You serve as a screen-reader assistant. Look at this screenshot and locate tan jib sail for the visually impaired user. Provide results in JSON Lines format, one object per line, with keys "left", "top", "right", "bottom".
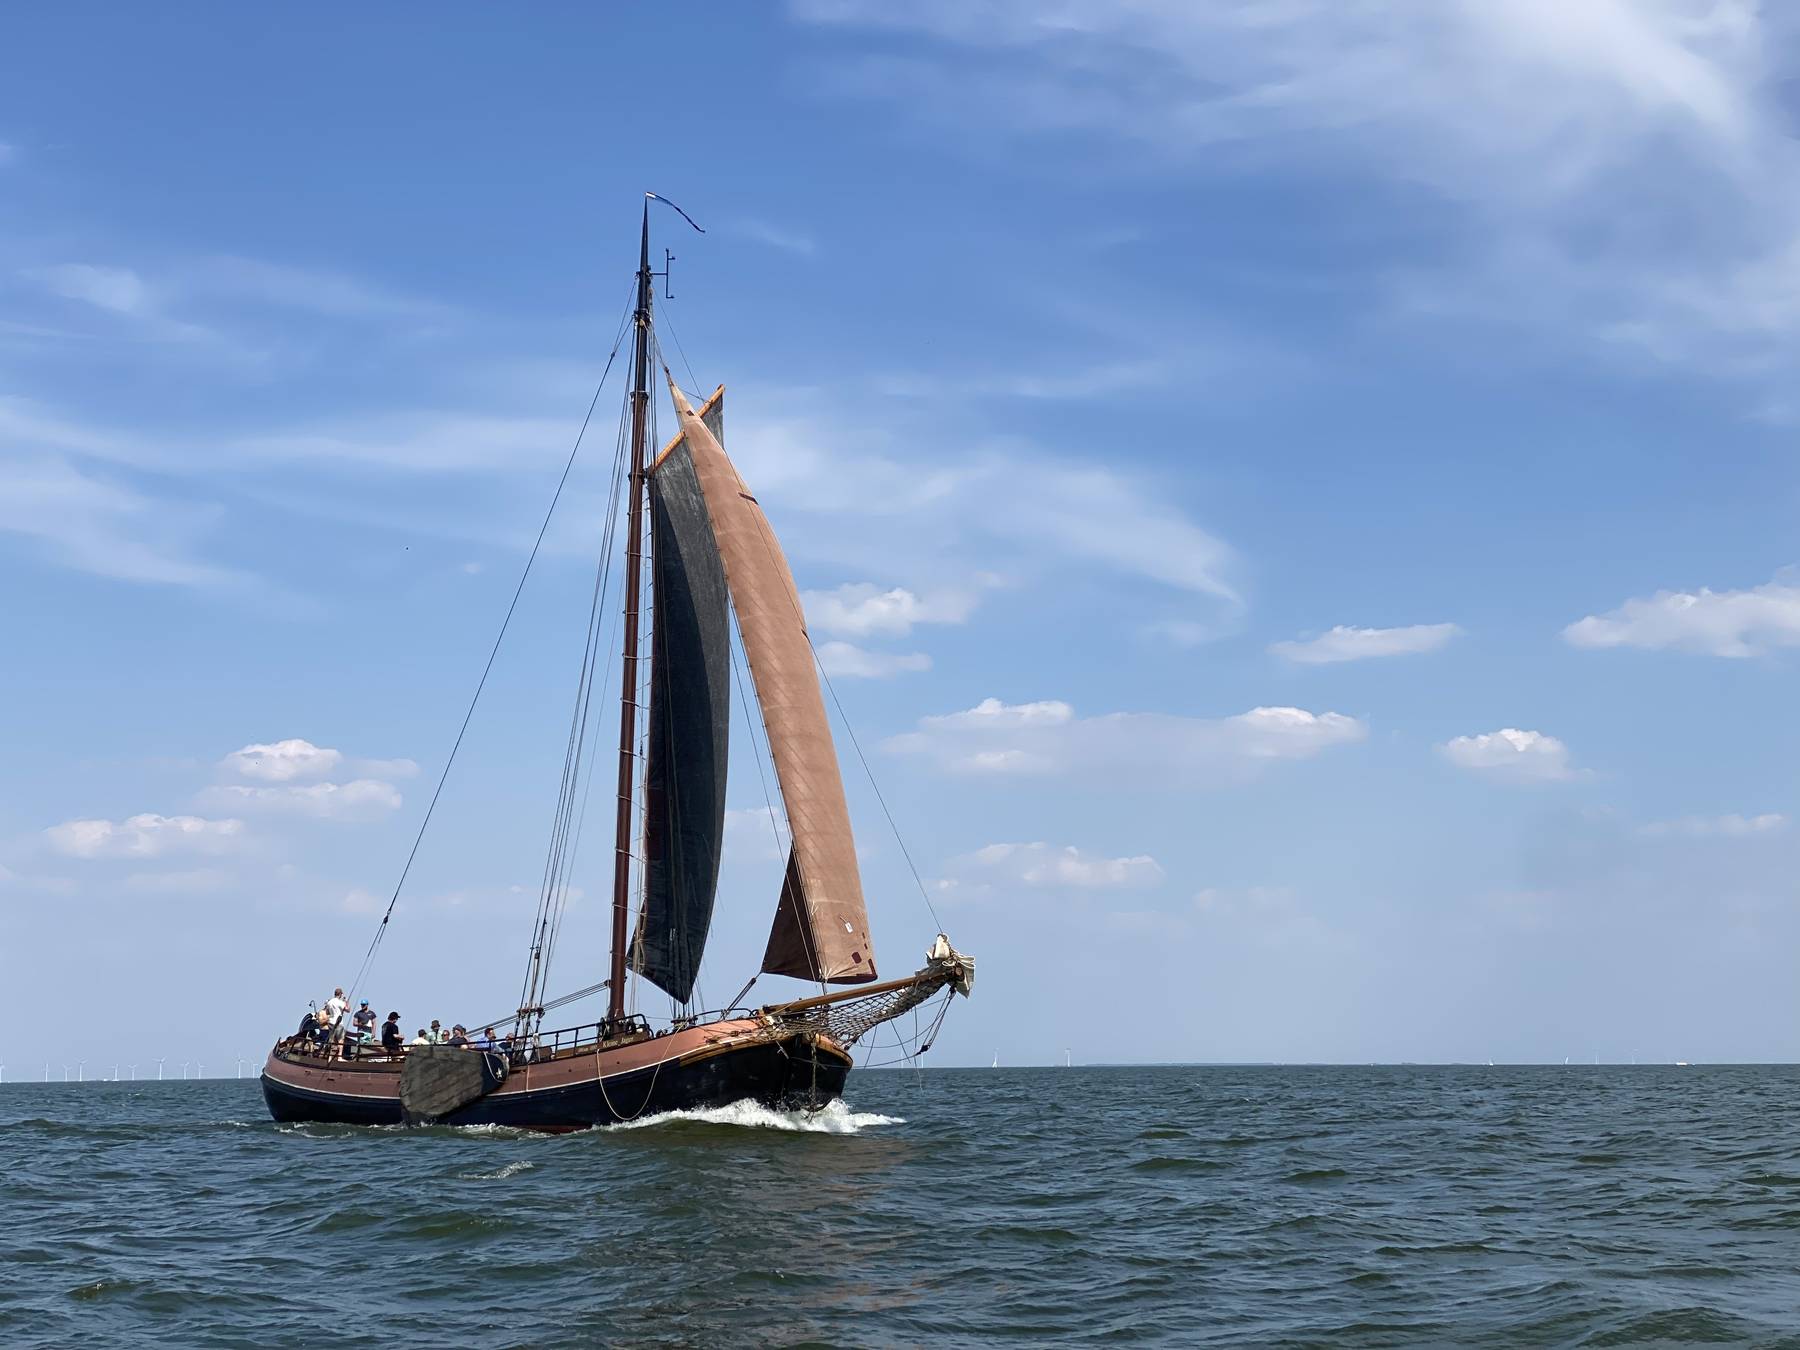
{"left": 664, "top": 378, "right": 877, "bottom": 985}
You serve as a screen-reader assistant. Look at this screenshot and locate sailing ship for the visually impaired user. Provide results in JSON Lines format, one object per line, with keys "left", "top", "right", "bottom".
{"left": 261, "top": 200, "right": 974, "bottom": 1130}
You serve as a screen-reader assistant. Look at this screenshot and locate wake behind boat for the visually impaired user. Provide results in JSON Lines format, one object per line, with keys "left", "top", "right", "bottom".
{"left": 262, "top": 199, "right": 974, "bottom": 1130}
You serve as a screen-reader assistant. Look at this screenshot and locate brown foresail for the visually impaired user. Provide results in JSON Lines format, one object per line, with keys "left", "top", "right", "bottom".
{"left": 665, "top": 378, "right": 877, "bottom": 985}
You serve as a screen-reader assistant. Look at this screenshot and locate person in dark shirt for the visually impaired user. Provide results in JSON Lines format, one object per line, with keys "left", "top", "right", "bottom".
{"left": 380, "top": 1011, "right": 404, "bottom": 1058}
{"left": 447, "top": 1025, "right": 471, "bottom": 1048}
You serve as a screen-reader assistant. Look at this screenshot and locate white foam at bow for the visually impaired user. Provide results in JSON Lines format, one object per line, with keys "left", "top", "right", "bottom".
{"left": 606, "top": 1098, "right": 903, "bottom": 1134}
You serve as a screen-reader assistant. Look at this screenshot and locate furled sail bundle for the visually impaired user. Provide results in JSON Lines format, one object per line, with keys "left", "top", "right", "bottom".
{"left": 664, "top": 379, "right": 878, "bottom": 985}
{"left": 632, "top": 391, "right": 731, "bottom": 1003}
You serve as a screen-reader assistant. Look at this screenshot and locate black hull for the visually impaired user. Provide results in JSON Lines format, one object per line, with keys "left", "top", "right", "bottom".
{"left": 261, "top": 1036, "right": 850, "bottom": 1131}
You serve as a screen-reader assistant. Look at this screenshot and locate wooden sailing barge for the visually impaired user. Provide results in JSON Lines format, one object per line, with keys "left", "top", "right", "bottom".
{"left": 262, "top": 202, "right": 973, "bottom": 1130}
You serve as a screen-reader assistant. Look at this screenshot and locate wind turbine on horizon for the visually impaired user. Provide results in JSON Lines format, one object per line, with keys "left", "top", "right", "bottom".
{"left": 236, "top": 1057, "right": 245, "bottom": 1079}
{"left": 180, "top": 1060, "right": 190, "bottom": 1080}
{"left": 156, "top": 1058, "right": 166, "bottom": 1081}
{"left": 77, "top": 1061, "right": 85, "bottom": 1084}
{"left": 196, "top": 1062, "right": 204, "bottom": 1080}
{"left": 128, "top": 1065, "right": 137, "bottom": 1082}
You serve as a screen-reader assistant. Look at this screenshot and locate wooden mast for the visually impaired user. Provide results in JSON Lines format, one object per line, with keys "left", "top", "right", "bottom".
{"left": 608, "top": 202, "right": 654, "bottom": 1027}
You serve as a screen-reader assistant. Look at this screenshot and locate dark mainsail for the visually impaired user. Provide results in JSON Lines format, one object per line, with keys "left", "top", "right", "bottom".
{"left": 632, "top": 426, "right": 731, "bottom": 1004}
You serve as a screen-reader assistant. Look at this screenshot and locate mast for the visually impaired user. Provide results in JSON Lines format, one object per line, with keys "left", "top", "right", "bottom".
{"left": 608, "top": 202, "right": 654, "bottom": 1026}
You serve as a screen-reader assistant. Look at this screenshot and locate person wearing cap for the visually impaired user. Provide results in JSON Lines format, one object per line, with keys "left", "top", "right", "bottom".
{"left": 381, "top": 1011, "right": 404, "bottom": 1058}
{"left": 447, "top": 1024, "right": 471, "bottom": 1048}
{"left": 409, "top": 1028, "right": 430, "bottom": 1047}
{"left": 426, "top": 1019, "right": 444, "bottom": 1044}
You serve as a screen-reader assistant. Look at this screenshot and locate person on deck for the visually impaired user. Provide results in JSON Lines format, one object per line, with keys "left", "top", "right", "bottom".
{"left": 381, "top": 1012, "right": 404, "bottom": 1059}
{"left": 447, "top": 1025, "right": 471, "bottom": 1048}
{"left": 325, "top": 987, "right": 349, "bottom": 1027}
{"left": 352, "top": 1000, "right": 376, "bottom": 1046}
{"left": 409, "top": 1028, "right": 430, "bottom": 1047}
{"left": 325, "top": 1006, "right": 349, "bottom": 1062}
{"left": 477, "top": 1027, "right": 498, "bottom": 1050}
{"left": 426, "top": 1019, "right": 444, "bottom": 1044}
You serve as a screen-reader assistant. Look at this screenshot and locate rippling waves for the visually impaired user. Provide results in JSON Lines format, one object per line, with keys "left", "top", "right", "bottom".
{"left": 3, "top": 1066, "right": 1799, "bottom": 1346}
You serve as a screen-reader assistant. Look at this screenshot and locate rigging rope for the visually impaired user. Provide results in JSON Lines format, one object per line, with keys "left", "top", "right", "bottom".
{"left": 348, "top": 286, "right": 637, "bottom": 1001}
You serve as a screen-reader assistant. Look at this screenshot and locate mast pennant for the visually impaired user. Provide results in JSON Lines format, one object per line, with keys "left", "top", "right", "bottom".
{"left": 663, "top": 378, "right": 878, "bottom": 985}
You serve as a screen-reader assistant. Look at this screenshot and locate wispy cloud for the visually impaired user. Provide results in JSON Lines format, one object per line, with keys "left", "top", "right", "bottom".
{"left": 0, "top": 452, "right": 241, "bottom": 587}
{"left": 180, "top": 255, "right": 450, "bottom": 320}
{"left": 198, "top": 779, "right": 404, "bottom": 822}
{"left": 815, "top": 640, "right": 931, "bottom": 678}
{"left": 1564, "top": 570, "right": 1800, "bottom": 657}
{"left": 938, "top": 840, "right": 1165, "bottom": 898}
{"left": 732, "top": 218, "right": 817, "bottom": 255}
{"left": 29, "top": 263, "right": 152, "bottom": 316}
{"left": 45, "top": 813, "right": 246, "bottom": 860}
{"left": 794, "top": 1, "right": 1800, "bottom": 385}
{"left": 1639, "top": 812, "right": 1786, "bottom": 838}
{"left": 731, "top": 401, "right": 1240, "bottom": 611}
{"left": 889, "top": 696, "right": 1365, "bottom": 779}
{"left": 1272, "top": 622, "right": 1462, "bottom": 664}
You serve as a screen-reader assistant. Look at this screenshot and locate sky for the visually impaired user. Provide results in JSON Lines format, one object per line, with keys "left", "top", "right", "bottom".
{"left": 5, "top": 1, "right": 1800, "bottom": 1075}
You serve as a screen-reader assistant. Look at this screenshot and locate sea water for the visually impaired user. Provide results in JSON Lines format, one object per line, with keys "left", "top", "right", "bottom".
{"left": 2, "top": 1065, "right": 1798, "bottom": 1346}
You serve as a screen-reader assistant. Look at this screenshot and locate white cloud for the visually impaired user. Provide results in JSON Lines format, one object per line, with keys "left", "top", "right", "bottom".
{"left": 45, "top": 813, "right": 245, "bottom": 860}
{"left": 1439, "top": 728, "right": 1575, "bottom": 783}
{"left": 199, "top": 779, "right": 403, "bottom": 822}
{"left": 221, "top": 738, "right": 343, "bottom": 782}
{"left": 1640, "top": 812, "right": 1786, "bottom": 838}
{"left": 1563, "top": 573, "right": 1800, "bottom": 657}
{"left": 803, "top": 582, "right": 979, "bottom": 638}
{"left": 1272, "top": 622, "right": 1462, "bottom": 664}
{"left": 889, "top": 696, "right": 1365, "bottom": 778}
{"left": 814, "top": 641, "right": 932, "bottom": 679}
{"left": 966, "top": 841, "right": 1165, "bottom": 890}
{"left": 28, "top": 263, "right": 153, "bottom": 316}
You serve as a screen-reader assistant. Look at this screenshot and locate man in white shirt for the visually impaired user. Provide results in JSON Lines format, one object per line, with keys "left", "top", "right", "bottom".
{"left": 324, "top": 988, "right": 350, "bottom": 1061}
